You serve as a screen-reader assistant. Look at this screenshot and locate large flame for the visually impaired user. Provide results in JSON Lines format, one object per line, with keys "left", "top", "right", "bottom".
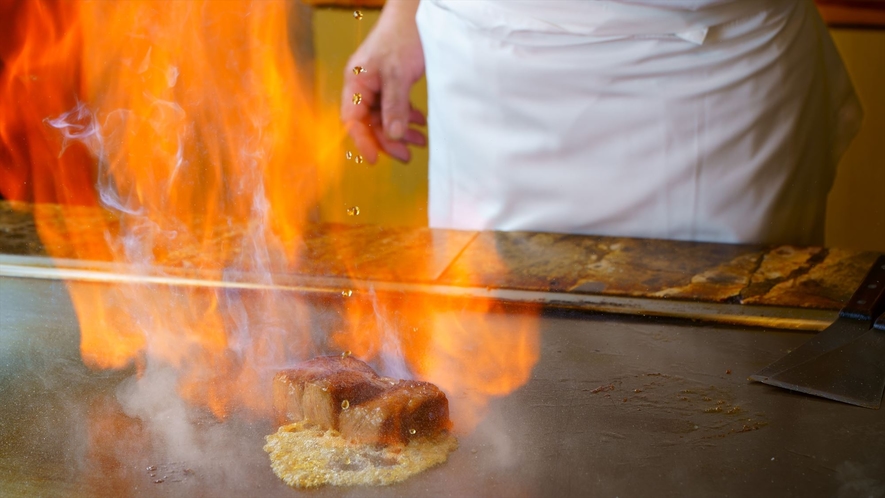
{"left": 331, "top": 294, "right": 540, "bottom": 430}
{"left": 0, "top": 0, "right": 539, "bottom": 430}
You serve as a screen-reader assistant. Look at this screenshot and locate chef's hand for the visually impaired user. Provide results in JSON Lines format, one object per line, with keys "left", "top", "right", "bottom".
{"left": 341, "top": 0, "right": 427, "bottom": 164}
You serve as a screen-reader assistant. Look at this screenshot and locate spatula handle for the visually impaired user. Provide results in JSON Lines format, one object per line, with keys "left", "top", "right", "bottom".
{"left": 840, "top": 255, "right": 885, "bottom": 324}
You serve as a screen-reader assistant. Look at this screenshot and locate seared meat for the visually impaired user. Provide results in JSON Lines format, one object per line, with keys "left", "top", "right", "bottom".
{"left": 273, "top": 356, "right": 451, "bottom": 445}
{"left": 273, "top": 356, "right": 388, "bottom": 428}
{"left": 339, "top": 380, "right": 450, "bottom": 445}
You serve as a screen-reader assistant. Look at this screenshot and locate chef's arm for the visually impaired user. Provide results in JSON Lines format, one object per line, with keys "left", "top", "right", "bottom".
{"left": 340, "top": 0, "right": 427, "bottom": 163}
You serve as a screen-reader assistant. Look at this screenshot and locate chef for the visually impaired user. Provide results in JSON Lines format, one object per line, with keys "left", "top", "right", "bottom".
{"left": 340, "top": 0, "right": 861, "bottom": 246}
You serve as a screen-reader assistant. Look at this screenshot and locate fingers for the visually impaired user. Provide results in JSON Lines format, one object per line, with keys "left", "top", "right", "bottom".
{"left": 346, "top": 121, "right": 380, "bottom": 164}
{"left": 338, "top": 2, "right": 426, "bottom": 164}
{"left": 373, "top": 127, "right": 411, "bottom": 163}
{"left": 340, "top": 61, "right": 427, "bottom": 163}
{"left": 367, "top": 111, "right": 409, "bottom": 162}
{"left": 403, "top": 127, "right": 426, "bottom": 147}
{"left": 380, "top": 66, "right": 412, "bottom": 141}
{"left": 347, "top": 107, "right": 427, "bottom": 164}
{"left": 340, "top": 70, "right": 377, "bottom": 125}
{"left": 409, "top": 105, "right": 427, "bottom": 127}
{"left": 341, "top": 58, "right": 380, "bottom": 162}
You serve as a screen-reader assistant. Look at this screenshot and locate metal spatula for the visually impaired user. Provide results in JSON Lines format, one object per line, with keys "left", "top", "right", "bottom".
{"left": 750, "top": 255, "right": 885, "bottom": 409}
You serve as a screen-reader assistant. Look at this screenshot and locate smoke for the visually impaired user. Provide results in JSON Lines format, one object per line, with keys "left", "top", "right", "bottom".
{"left": 36, "top": 0, "right": 383, "bottom": 432}
{"left": 367, "top": 287, "right": 413, "bottom": 381}
{"left": 45, "top": 100, "right": 102, "bottom": 158}
{"left": 45, "top": 103, "right": 150, "bottom": 216}
{"left": 115, "top": 364, "right": 198, "bottom": 457}
{"left": 43, "top": 93, "right": 320, "bottom": 419}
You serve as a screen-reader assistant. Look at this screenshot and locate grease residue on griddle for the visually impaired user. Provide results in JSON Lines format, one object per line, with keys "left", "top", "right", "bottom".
{"left": 580, "top": 372, "right": 768, "bottom": 442}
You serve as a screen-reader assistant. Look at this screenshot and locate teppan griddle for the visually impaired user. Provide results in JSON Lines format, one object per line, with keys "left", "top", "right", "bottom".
{"left": 2, "top": 276, "right": 884, "bottom": 497}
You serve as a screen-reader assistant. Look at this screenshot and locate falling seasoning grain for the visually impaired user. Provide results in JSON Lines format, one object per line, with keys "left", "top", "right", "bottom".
{"left": 409, "top": 428, "right": 417, "bottom": 435}
{"left": 353, "top": 10, "right": 363, "bottom": 20}
{"left": 341, "top": 350, "right": 352, "bottom": 358}
{"left": 341, "top": 289, "right": 353, "bottom": 297}
{"left": 345, "top": 151, "right": 353, "bottom": 160}
{"left": 352, "top": 66, "right": 366, "bottom": 75}
{"left": 354, "top": 155, "right": 364, "bottom": 164}
{"left": 352, "top": 93, "right": 362, "bottom": 105}
{"left": 346, "top": 206, "right": 360, "bottom": 216}
{"left": 341, "top": 399, "right": 350, "bottom": 410}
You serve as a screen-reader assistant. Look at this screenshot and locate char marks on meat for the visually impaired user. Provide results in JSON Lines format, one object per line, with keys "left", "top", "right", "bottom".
{"left": 273, "top": 356, "right": 451, "bottom": 445}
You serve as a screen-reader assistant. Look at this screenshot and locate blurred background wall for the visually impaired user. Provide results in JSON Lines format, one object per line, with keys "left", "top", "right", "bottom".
{"left": 825, "top": 30, "right": 885, "bottom": 252}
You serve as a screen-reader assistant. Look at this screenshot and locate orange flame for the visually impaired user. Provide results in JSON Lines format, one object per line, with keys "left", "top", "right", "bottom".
{"left": 0, "top": 0, "right": 540, "bottom": 428}
{"left": 0, "top": 0, "right": 95, "bottom": 205}
{"left": 331, "top": 295, "right": 540, "bottom": 432}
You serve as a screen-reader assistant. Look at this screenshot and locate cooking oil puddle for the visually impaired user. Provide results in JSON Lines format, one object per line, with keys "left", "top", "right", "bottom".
{"left": 265, "top": 420, "right": 457, "bottom": 488}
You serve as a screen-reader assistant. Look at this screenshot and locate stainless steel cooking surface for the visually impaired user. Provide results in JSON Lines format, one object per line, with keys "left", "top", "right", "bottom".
{"left": 2, "top": 276, "right": 884, "bottom": 497}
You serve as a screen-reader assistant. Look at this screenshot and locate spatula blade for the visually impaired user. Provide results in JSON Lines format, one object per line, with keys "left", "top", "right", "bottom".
{"left": 756, "top": 328, "right": 885, "bottom": 409}
{"left": 750, "top": 319, "right": 871, "bottom": 381}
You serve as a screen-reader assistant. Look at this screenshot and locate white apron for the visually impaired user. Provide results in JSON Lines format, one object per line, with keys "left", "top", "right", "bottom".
{"left": 416, "top": 0, "right": 861, "bottom": 245}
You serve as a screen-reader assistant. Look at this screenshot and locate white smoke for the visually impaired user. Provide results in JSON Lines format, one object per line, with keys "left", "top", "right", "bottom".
{"left": 45, "top": 100, "right": 102, "bottom": 158}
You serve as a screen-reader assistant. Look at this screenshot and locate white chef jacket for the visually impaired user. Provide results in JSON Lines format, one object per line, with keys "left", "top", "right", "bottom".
{"left": 416, "top": 0, "right": 861, "bottom": 245}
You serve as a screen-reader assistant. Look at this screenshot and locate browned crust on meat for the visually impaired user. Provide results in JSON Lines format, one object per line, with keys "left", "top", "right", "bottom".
{"left": 274, "top": 356, "right": 451, "bottom": 445}
{"left": 339, "top": 380, "right": 451, "bottom": 445}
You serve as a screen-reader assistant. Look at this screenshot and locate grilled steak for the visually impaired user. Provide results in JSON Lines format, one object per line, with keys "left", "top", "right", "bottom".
{"left": 273, "top": 356, "right": 451, "bottom": 445}
{"left": 339, "top": 380, "right": 450, "bottom": 445}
